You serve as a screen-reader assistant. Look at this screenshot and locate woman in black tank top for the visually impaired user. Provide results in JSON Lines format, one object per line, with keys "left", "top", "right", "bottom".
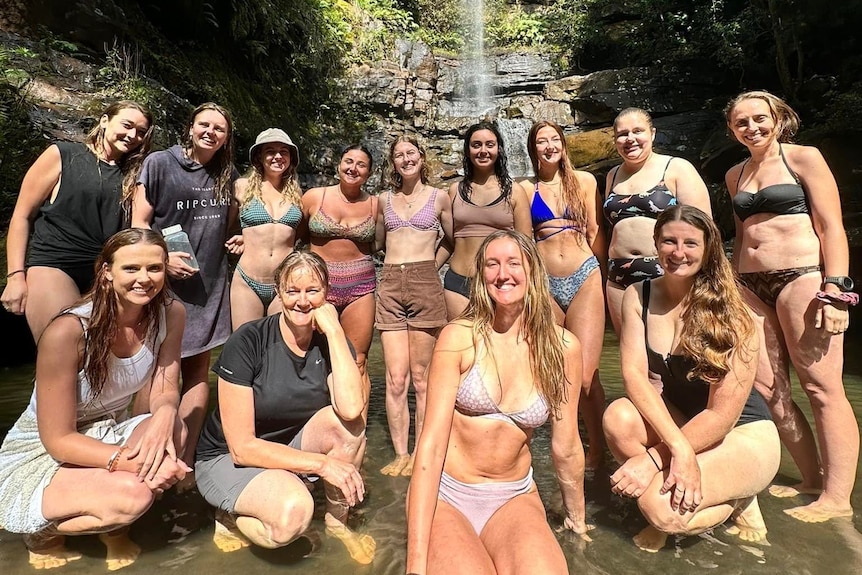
{"left": 604, "top": 205, "right": 780, "bottom": 552}
{"left": 2, "top": 101, "right": 153, "bottom": 342}
{"left": 725, "top": 90, "right": 857, "bottom": 523}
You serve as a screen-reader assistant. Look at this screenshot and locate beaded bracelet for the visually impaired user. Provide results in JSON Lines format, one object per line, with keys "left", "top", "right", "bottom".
{"left": 107, "top": 446, "right": 128, "bottom": 472}
{"left": 815, "top": 291, "right": 859, "bottom": 306}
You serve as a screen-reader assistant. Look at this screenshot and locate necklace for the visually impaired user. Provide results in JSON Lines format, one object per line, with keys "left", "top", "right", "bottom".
{"left": 337, "top": 186, "right": 361, "bottom": 204}
{"left": 401, "top": 185, "right": 427, "bottom": 209}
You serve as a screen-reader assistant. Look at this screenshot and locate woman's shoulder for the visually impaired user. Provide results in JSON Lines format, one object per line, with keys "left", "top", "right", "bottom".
{"left": 782, "top": 143, "right": 826, "bottom": 169}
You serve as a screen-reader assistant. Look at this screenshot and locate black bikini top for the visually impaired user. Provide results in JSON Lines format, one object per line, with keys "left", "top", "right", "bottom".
{"left": 732, "top": 144, "right": 810, "bottom": 222}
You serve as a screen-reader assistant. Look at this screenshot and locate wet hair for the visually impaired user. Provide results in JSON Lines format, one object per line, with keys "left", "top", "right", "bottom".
{"left": 653, "top": 205, "right": 754, "bottom": 384}
{"left": 341, "top": 144, "right": 374, "bottom": 173}
{"left": 387, "top": 135, "right": 429, "bottom": 189}
{"left": 274, "top": 249, "right": 330, "bottom": 297}
{"left": 527, "top": 121, "right": 587, "bottom": 238}
{"left": 724, "top": 90, "right": 800, "bottom": 143}
{"left": 85, "top": 101, "right": 155, "bottom": 222}
{"left": 242, "top": 141, "right": 302, "bottom": 211}
{"left": 613, "top": 107, "right": 654, "bottom": 131}
{"left": 57, "top": 229, "right": 171, "bottom": 404}
{"left": 182, "top": 102, "right": 236, "bottom": 203}
{"left": 459, "top": 121, "right": 513, "bottom": 204}
{"left": 462, "top": 230, "right": 568, "bottom": 414}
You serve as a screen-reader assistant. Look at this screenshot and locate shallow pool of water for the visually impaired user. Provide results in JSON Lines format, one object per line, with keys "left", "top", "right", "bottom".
{"left": 1, "top": 330, "right": 861, "bottom": 574}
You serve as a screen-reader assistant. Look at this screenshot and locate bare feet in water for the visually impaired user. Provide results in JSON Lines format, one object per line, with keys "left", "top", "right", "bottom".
{"left": 324, "top": 515, "right": 376, "bottom": 564}
{"left": 23, "top": 532, "right": 82, "bottom": 570}
{"left": 726, "top": 496, "right": 769, "bottom": 543}
{"left": 768, "top": 482, "right": 822, "bottom": 498}
{"left": 784, "top": 499, "right": 854, "bottom": 523}
{"left": 380, "top": 454, "right": 411, "bottom": 476}
{"left": 98, "top": 530, "right": 140, "bottom": 571}
{"left": 213, "top": 509, "right": 251, "bottom": 552}
{"left": 633, "top": 525, "right": 668, "bottom": 552}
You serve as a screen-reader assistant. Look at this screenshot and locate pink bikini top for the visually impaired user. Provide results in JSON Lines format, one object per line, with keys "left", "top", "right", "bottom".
{"left": 384, "top": 188, "right": 440, "bottom": 232}
{"left": 454, "top": 362, "right": 549, "bottom": 429}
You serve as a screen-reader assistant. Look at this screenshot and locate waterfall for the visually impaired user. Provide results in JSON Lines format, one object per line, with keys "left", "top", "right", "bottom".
{"left": 458, "top": 0, "right": 493, "bottom": 117}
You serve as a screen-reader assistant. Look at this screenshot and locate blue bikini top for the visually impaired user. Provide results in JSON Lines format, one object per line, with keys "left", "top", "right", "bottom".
{"left": 240, "top": 196, "right": 302, "bottom": 229}
{"left": 531, "top": 183, "right": 583, "bottom": 242}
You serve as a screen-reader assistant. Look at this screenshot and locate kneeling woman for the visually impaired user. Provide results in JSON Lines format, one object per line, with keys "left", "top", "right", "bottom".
{"left": 0, "top": 229, "right": 188, "bottom": 570}
{"left": 407, "top": 230, "right": 590, "bottom": 575}
{"left": 195, "top": 250, "right": 375, "bottom": 564}
{"left": 603, "top": 205, "right": 779, "bottom": 552}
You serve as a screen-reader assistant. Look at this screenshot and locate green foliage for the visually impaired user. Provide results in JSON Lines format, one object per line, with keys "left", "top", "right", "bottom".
{"left": 0, "top": 81, "right": 42, "bottom": 229}
{"left": 485, "top": 1, "right": 546, "bottom": 49}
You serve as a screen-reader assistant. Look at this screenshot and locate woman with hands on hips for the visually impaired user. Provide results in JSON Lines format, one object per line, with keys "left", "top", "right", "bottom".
{"left": 407, "top": 230, "right": 590, "bottom": 575}
{"left": 0, "top": 228, "right": 188, "bottom": 571}
{"left": 194, "top": 250, "right": 376, "bottom": 565}
{"left": 603, "top": 205, "right": 779, "bottom": 552}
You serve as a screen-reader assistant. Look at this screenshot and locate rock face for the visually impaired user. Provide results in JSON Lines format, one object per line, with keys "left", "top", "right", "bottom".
{"left": 343, "top": 41, "right": 725, "bottom": 188}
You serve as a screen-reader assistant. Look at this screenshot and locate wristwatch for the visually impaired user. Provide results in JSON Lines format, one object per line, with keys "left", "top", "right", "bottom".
{"left": 824, "top": 276, "right": 854, "bottom": 292}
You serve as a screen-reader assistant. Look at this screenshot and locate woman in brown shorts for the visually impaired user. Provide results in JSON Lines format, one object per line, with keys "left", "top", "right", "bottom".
{"left": 375, "top": 136, "right": 453, "bottom": 476}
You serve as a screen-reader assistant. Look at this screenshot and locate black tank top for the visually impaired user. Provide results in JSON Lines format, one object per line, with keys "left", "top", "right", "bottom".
{"left": 28, "top": 141, "right": 124, "bottom": 268}
{"left": 642, "top": 280, "right": 771, "bottom": 426}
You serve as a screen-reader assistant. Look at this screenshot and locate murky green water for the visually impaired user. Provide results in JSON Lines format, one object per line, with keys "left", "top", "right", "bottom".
{"left": 1, "top": 330, "right": 861, "bottom": 574}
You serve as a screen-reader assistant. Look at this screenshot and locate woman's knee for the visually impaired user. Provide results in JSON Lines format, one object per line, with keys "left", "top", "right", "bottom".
{"left": 267, "top": 490, "right": 314, "bottom": 545}
{"left": 602, "top": 399, "right": 641, "bottom": 441}
{"left": 385, "top": 367, "right": 410, "bottom": 397}
{"left": 102, "top": 475, "right": 155, "bottom": 525}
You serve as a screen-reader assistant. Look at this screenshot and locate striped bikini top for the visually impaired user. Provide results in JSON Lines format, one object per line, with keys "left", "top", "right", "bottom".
{"left": 384, "top": 188, "right": 440, "bottom": 232}
{"left": 308, "top": 188, "right": 376, "bottom": 243}
{"left": 240, "top": 197, "right": 302, "bottom": 229}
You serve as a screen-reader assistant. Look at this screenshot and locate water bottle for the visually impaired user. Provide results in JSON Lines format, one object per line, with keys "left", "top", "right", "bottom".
{"left": 161, "top": 224, "right": 199, "bottom": 270}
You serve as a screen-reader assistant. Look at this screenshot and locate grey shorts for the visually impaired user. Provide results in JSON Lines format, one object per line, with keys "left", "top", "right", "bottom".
{"left": 195, "top": 429, "right": 309, "bottom": 513}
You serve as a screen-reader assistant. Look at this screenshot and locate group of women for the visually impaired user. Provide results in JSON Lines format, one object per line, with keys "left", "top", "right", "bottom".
{"left": 0, "top": 89, "right": 856, "bottom": 574}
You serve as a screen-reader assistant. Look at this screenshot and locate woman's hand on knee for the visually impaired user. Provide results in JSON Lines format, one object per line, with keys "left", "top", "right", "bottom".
{"left": 661, "top": 449, "right": 702, "bottom": 514}
{"left": 144, "top": 457, "right": 192, "bottom": 492}
{"left": 319, "top": 456, "right": 365, "bottom": 506}
{"left": 610, "top": 453, "right": 660, "bottom": 499}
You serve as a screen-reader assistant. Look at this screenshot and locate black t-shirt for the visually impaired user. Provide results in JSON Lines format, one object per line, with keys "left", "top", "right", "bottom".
{"left": 196, "top": 314, "right": 354, "bottom": 462}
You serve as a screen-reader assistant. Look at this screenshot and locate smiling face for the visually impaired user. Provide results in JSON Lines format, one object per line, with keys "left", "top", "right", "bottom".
{"left": 104, "top": 243, "right": 167, "bottom": 307}
{"left": 656, "top": 220, "right": 705, "bottom": 278}
{"left": 189, "top": 109, "right": 229, "bottom": 156}
{"left": 100, "top": 108, "right": 150, "bottom": 162}
{"left": 392, "top": 141, "right": 423, "bottom": 180}
{"left": 279, "top": 266, "right": 327, "bottom": 328}
{"left": 727, "top": 98, "right": 777, "bottom": 150}
{"left": 613, "top": 112, "right": 655, "bottom": 164}
{"left": 259, "top": 142, "right": 294, "bottom": 177}
{"left": 339, "top": 148, "right": 372, "bottom": 187}
{"left": 482, "top": 237, "right": 529, "bottom": 306}
{"left": 468, "top": 129, "right": 499, "bottom": 170}
{"left": 533, "top": 125, "right": 564, "bottom": 168}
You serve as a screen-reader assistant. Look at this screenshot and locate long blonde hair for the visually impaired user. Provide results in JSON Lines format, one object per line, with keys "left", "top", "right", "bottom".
{"left": 241, "top": 146, "right": 302, "bottom": 211}
{"left": 654, "top": 205, "right": 754, "bottom": 384}
{"left": 527, "top": 120, "right": 587, "bottom": 238}
{"left": 462, "top": 230, "right": 568, "bottom": 414}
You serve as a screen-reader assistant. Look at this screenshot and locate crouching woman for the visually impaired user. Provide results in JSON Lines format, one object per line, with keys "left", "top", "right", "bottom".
{"left": 194, "top": 250, "right": 375, "bottom": 564}
{"left": 603, "top": 205, "right": 780, "bottom": 552}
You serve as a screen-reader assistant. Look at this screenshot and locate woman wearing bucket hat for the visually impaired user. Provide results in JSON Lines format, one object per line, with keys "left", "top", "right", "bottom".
{"left": 231, "top": 128, "right": 303, "bottom": 329}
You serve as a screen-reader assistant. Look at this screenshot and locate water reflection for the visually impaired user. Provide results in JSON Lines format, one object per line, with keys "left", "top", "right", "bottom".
{"left": 1, "top": 330, "right": 860, "bottom": 574}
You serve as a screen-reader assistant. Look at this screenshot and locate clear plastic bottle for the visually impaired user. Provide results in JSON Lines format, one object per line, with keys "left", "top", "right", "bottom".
{"left": 161, "top": 224, "right": 199, "bottom": 270}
